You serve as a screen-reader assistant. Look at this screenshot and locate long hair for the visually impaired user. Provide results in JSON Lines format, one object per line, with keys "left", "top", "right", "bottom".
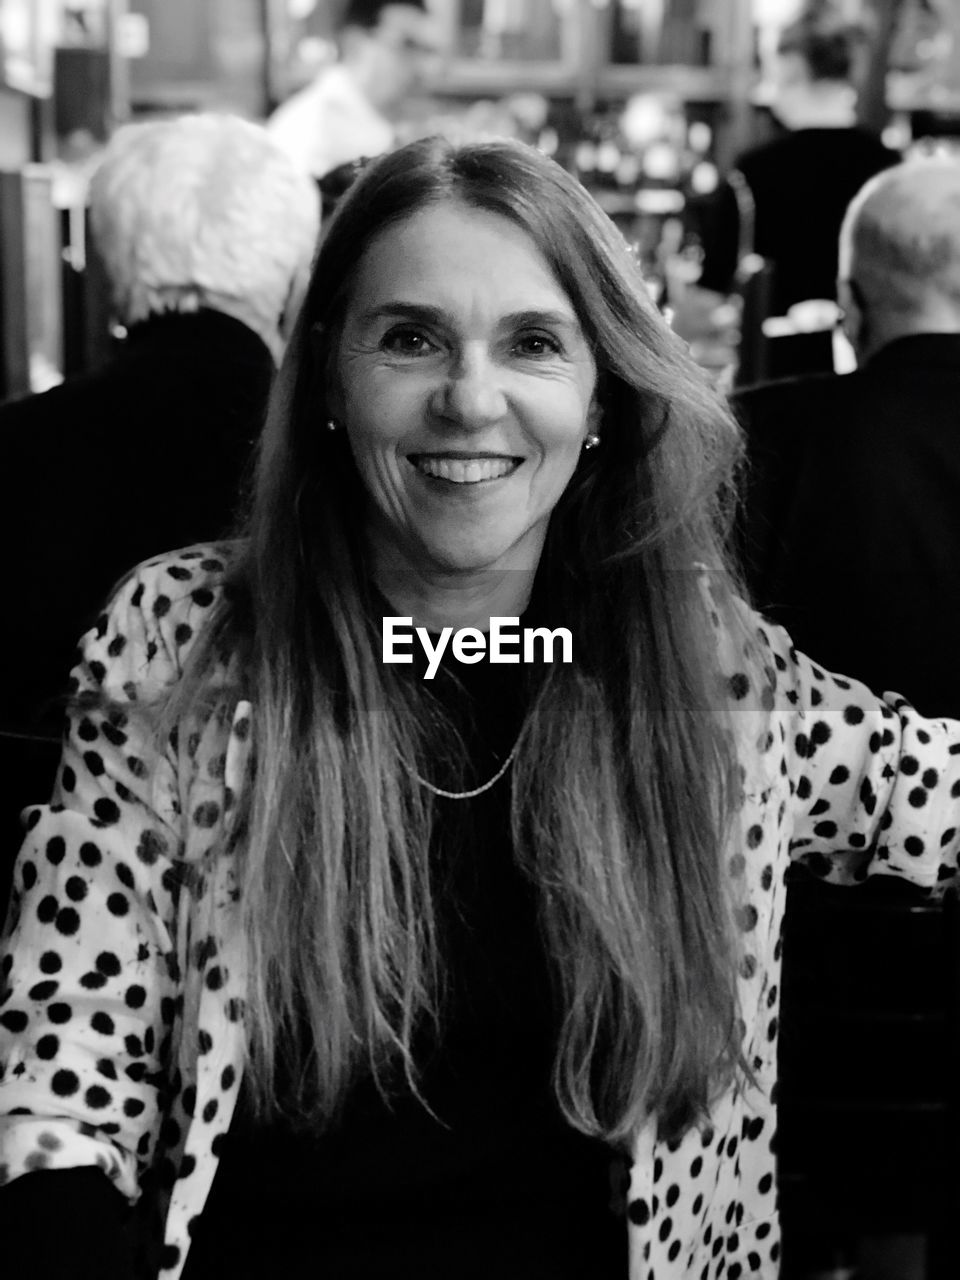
{"left": 170, "top": 135, "right": 758, "bottom": 1145}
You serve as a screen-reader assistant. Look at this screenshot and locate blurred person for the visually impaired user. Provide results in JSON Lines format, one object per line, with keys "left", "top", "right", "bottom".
{"left": 0, "top": 113, "right": 320, "bottom": 755}
{"left": 4, "top": 135, "right": 960, "bottom": 1280}
{"left": 733, "top": 154, "right": 960, "bottom": 715}
{"left": 683, "top": 13, "right": 898, "bottom": 378}
{"left": 267, "top": 0, "right": 443, "bottom": 182}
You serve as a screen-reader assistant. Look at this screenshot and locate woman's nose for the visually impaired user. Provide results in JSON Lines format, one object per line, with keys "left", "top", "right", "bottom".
{"left": 432, "top": 347, "right": 508, "bottom": 428}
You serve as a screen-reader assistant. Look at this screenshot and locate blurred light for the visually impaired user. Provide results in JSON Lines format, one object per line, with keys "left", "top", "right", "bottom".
{"left": 688, "top": 121, "right": 712, "bottom": 153}
{"left": 881, "top": 116, "right": 911, "bottom": 151}
{"left": 642, "top": 140, "right": 680, "bottom": 182}
{"left": 690, "top": 160, "right": 719, "bottom": 194}
{"left": 621, "top": 94, "right": 671, "bottom": 151}
{"left": 635, "top": 189, "right": 684, "bottom": 215}
{"left": 616, "top": 153, "right": 641, "bottom": 187}
{"left": 537, "top": 127, "right": 559, "bottom": 157}
{"left": 596, "top": 139, "right": 621, "bottom": 173}
{"left": 575, "top": 141, "right": 597, "bottom": 172}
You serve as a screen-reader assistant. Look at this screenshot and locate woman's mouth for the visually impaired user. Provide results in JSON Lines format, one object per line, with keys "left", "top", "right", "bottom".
{"left": 407, "top": 454, "right": 521, "bottom": 484}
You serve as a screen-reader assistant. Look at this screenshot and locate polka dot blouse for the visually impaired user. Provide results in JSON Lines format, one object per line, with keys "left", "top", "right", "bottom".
{"left": 2, "top": 546, "right": 959, "bottom": 1279}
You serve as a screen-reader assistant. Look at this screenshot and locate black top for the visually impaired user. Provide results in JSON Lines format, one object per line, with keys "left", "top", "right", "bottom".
{"left": 733, "top": 333, "right": 960, "bottom": 718}
{"left": 181, "top": 633, "right": 628, "bottom": 1278}
{"left": 695, "top": 126, "right": 899, "bottom": 313}
{"left": 0, "top": 308, "right": 273, "bottom": 739}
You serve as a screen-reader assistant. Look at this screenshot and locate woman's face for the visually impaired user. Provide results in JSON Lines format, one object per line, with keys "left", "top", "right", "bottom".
{"left": 334, "top": 199, "right": 599, "bottom": 583}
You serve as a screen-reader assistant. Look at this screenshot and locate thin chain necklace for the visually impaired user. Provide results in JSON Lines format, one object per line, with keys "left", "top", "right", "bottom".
{"left": 412, "top": 732, "right": 521, "bottom": 801}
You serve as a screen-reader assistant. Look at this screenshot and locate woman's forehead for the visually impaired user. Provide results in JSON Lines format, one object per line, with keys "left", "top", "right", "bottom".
{"left": 344, "top": 199, "right": 579, "bottom": 317}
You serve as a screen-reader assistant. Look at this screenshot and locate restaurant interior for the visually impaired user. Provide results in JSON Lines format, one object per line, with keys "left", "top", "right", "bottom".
{"left": 1, "top": 3, "right": 960, "bottom": 1278}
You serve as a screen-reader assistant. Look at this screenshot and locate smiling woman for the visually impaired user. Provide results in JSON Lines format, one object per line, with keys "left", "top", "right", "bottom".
{"left": 5, "top": 134, "right": 960, "bottom": 1280}
{"left": 333, "top": 198, "right": 599, "bottom": 619}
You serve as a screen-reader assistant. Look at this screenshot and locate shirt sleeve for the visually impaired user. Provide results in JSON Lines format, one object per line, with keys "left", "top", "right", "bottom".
{"left": 757, "top": 616, "right": 960, "bottom": 889}
{"left": 0, "top": 551, "right": 225, "bottom": 1205}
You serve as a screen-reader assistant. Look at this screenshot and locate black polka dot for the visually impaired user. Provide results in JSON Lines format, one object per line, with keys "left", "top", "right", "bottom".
{"left": 96, "top": 951, "right": 122, "bottom": 977}
{"left": 136, "top": 830, "right": 167, "bottom": 865}
{"left": 735, "top": 905, "right": 758, "bottom": 932}
{"left": 193, "top": 801, "right": 220, "bottom": 829}
{"left": 107, "top": 893, "right": 130, "bottom": 917}
{"left": 628, "top": 1198, "right": 650, "bottom": 1226}
{"left": 83, "top": 751, "right": 106, "bottom": 777}
{"left": 36, "top": 1034, "right": 59, "bottom": 1059}
{"left": 55, "top": 907, "right": 80, "bottom": 936}
{"left": 51, "top": 1068, "right": 80, "bottom": 1096}
{"left": 39, "top": 952, "right": 62, "bottom": 975}
{"left": 80, "top": 842, "right": 103, "bottom": 867}
{"left": 102, "top": 721, "right": 128, "bottom": 748}
{"left": 45, "top": 837, "right": 66, "bottom": 865}
{"left": 94, "top": 798, "right": 121, "bottom": 825}
{"left": 65, "top": 876, "right": 87, "bottom": 903}
{"left": 28, "top": 980, "right": 58, "bottom": 1001}
{"left": 77, "top": 717, "right": 99, "bottom": 742}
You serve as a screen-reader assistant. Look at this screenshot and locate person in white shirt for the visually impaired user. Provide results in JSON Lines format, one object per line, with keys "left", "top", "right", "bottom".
{"left": 267, "top": 0, "right": 443, "bottom": 180}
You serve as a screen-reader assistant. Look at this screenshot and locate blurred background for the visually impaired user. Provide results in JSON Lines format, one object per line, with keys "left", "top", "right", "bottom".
{"left": 1, "top": 0, "right": 959, "bottom": 402}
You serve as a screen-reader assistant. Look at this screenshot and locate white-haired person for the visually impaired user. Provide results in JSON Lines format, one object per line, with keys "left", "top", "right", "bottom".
{"left": 734, "top": 154, "right": 960, "bottom": 718}
{"left": 2, "top": 134, "right": 960, "bottom": 1280}
{"left": 0, "top": 113, "right": 320, "bottom": 842}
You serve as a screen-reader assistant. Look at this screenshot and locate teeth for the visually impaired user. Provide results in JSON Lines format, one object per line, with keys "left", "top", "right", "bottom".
{"left": 413, "top": 456, "right": 515, "bottom": 483}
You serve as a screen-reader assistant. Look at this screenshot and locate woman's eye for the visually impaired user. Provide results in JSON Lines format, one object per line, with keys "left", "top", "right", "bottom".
{"left": 514, "top": 332, "right": 561, "bottom": 358}
{"left": 381, "top": 327, "right": 435, "bottom": 356}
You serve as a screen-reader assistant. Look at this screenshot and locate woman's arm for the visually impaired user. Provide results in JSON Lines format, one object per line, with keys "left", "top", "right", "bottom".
{"left": 758, "top": 616, "right": 960, "bottom": 888}
{"left": 0, "top": 548, "right": 229, "bottom": 1258}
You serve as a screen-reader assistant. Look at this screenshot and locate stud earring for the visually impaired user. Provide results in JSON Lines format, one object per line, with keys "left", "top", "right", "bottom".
{"left": 583, "top": 433, "right": 601, "bottom": 451}
{"left": 325, "top": 418, "right": 340, "bottom": 432}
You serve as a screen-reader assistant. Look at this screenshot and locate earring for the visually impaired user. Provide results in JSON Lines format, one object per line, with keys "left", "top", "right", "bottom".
{"left": 325, "top": 418, "right": 340, "bottom": 432}
{"left": 583, "top": 433, "right": 601, "bottom": 451}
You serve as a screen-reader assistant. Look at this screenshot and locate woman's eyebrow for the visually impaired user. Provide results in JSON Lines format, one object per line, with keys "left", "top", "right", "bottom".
{"left": 505, "top": 308, "right": 581, "bottom": 333}
{"left": 357, "top": 303, "right": 581, "bottom": 331}
{"left": 357, "top": 302, "right": 446, "bottom": 328}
